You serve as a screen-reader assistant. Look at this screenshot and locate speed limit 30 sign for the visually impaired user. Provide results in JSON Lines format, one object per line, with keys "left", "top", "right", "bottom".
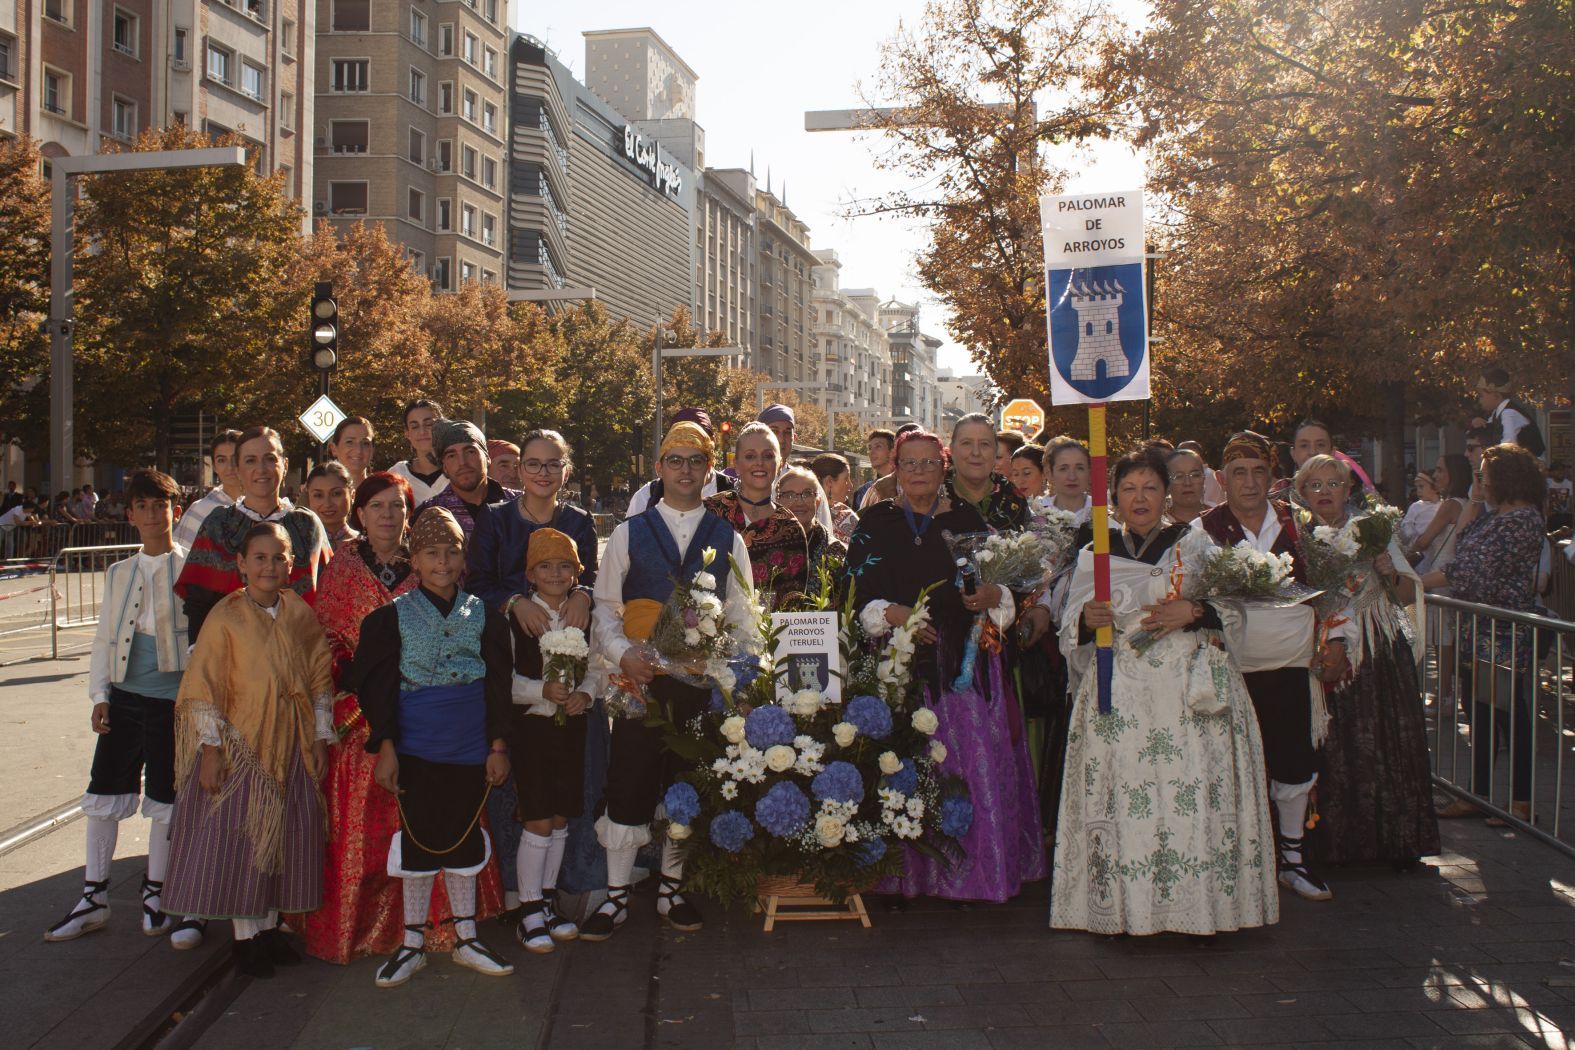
{"left": 299, "top": 394, "right": 347, "bottom": 443}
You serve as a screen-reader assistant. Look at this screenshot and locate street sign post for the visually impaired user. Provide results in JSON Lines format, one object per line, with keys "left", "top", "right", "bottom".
{"left": 298, "top": 394, "right": 347, "bottom": 444}
{"left": 1040, "top": 188, "right": 1149, "bottom": 714}
{"left": 1001, "top": 398, "right": 1045, "bottom": 441}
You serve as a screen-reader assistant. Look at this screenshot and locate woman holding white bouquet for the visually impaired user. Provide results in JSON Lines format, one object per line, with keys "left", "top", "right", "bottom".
{"left": 1294, "top": 455, "right": 1438, "bottom": 868}
{"left": 1054, "top": 446, "right": 1279, "bottom": 937}
{"left": 844, "top": 429, "right": 1046, "bottom": 903}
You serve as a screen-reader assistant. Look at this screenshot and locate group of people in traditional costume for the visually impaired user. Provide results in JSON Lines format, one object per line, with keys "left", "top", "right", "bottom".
{"left": 46, "top": 389, "right": 1494, "bottom": 975}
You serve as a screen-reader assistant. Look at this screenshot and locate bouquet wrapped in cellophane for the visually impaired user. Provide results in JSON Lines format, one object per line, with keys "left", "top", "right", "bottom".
{"left": 539, "top": 626, "right": 589, "bottom": 726}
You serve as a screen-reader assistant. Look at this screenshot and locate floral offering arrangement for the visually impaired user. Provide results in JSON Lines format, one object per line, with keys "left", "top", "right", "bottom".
{"left": 658, "top": 587, "right": 972, "bottom": 906}
{"left": 605, "top": 547, "right": 762, "bottom": 719}
{"left": 1302, "top": 495, "right": 1405, "bottom": 616}
{"left": 539, "top": 625, "right": 589, "bottom": 726}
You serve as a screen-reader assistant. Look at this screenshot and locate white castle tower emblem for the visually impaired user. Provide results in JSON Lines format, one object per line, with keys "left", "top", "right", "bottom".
{"left": 1067, "top": 277, "right": 1129, "bottom": 382}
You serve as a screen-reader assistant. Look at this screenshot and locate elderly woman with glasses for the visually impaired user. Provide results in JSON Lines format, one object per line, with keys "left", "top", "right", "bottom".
{"left": 844, "top": 429, "right": 1046, "bottom": 904}
{"left": 1294, "top": 454, "right": 1438, "bottom": 868}
{"left": 1165, "top": 448, "right": 1210, "bottom": 524}
{"left": 776, "top": 465, "right": 841, "bottom": 574}
{"left": 703, "top": 422, "right": 816, "bottom": 610}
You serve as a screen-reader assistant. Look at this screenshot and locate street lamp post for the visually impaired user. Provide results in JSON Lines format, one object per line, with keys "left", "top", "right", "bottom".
{"left": 651, "top": 329, "right": 743, "bottom": 467}
{"left": 49, "top": 146, "right": 248, "bottom": 496}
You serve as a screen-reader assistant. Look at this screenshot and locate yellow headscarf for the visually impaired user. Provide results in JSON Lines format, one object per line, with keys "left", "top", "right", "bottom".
{"left": 659, "top": 421, "right": 714, "bottom": 464}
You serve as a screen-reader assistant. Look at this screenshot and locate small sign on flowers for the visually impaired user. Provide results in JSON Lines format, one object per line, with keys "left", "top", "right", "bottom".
{"left": 771, "top": 611, "right": 841, "bottom": 705}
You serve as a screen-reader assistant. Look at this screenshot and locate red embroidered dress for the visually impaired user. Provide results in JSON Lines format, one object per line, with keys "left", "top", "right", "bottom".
{"left": 702, "top": 490, "right": 820, "bottom": 609}
{"left": 300, "top": 541, "right": 502, "bottom": 963}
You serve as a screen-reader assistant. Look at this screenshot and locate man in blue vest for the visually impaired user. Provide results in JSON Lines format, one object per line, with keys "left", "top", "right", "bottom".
{"left": 583, "top": 422, "right": 756, "bottom": 941}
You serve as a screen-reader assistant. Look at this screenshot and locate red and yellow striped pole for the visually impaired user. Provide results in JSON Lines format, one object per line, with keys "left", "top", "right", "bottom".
{"left": 1088, "top": 403, "right": 1114, "bottom": 713}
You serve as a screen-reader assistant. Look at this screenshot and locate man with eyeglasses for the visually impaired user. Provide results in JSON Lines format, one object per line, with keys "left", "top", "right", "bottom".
{"left": 390, "top": 399, "right": 450, "bottom": 506}
{"left": 413, "top": 419, "right": 520, "bottom": 538}
{"left": 626, "top": 408, "right": 735, "bottom": 516}
{"left": 584, "top": 422, "right": 756, "bottom": 942}
{"left": 1199, "top": 432, "right": 1336, "bottom": 904}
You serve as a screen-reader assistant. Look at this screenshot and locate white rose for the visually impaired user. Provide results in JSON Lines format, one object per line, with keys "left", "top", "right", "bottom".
{"left": 699, "top": 618, "right": 718, "bottom": 637}
{"left": 976, "top": 549, "right": 994, "bottom": 563}
{"left": 832, "top": 722, "right": 857, "bottom": 748}
{"left": 814, "top": 813, "right": 846, "bottom": 848}
{"left": 693, "top": 571, "right": 717, "bottom": 591}
{"left": 720, "top": 781, "right": 738, "bottom": 800}
{"left": 721, "top": 716, "right": 746, "bottom": 744}
{"left": 786, "top": 689, "right": 824, "bottom": 716}
{"left": 667, "top": 822, "right": 691, "bottom": 841}
{"left": 911, "top": 708, "right": 939, "bottom": 735}
{"left": 878, "top": 751, "right": 901, "bottom": 775}
{"left": 765, "top": 745, "right": 797, "bottom": 772}
{"left": 929, "top": 740, "right": 948, "bottom": 764}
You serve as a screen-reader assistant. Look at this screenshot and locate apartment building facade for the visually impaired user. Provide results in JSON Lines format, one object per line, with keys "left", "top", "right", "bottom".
{"left": 693, "top": 166, "right": 753, "bottom": 354}
{"left": 810, "top": 249, "right": 893, "bottom": 422}
{"left": 1, "top": 0, "right": 312, "bottom": 211}
{"left": 313, "top": 0, "right": 507, "bottom": 288}
{"left": 754, "top": 185, "right": 814, "bottom": 383}
{"left": 881, "top": 298, "right": 943, "bottom": 429}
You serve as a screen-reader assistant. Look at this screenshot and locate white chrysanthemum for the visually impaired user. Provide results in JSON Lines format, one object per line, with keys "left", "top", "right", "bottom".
{"left": 906, "top": 797, "right": 925, "bottom": 819}
{"left": 911, "top": 708, "right": 939, "bottom": 735}
{"left": 693, "top": 571, "right": 716, "bottom": 591}
{"left": 720, "top": 781, "right": 738, "bottom": 800}
{"left": 879, "top": 787, "right": 905, "bottom": 809}
{"left": 683, "top": 628, "right": 702, "bottom": 646}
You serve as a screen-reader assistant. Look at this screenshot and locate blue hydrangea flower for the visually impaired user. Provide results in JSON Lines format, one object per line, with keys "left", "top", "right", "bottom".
{"left": 709, "top": 810, "right": 754, "bottom": 853}
{"left": 940, "top": 795, "right": 974, "bottom": 839}
{"left": 753, "top": 781, "right": 811, "bottom": 838}
{"left": 729, "top": 652, "right": 764, "bottom": 693}
{"left": 708, "top": 688, "right": 726, "bottom": 714}
{"left": 884, "top": 757, "right": 918, "bottom": 797}
{"left": 853, "top": 838, "right": 887, "bottom": 865}
{"left": 745, "top": 705, "right": 796, "bottom": 749}
{"left": 811, "top": 761, "right": 864, "bottom": 804}
{"left": 845, "top": 695, "right": 893, "bottom": 739}
{"left": 663, "top": 782, "right": 701, "bottom": 827}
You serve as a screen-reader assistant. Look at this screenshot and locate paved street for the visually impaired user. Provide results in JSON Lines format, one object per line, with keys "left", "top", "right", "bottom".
{"left": 3, "top": 653, "right": 1573, "bottom": 1049}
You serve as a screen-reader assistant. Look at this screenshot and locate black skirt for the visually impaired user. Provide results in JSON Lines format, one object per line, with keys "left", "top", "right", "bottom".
{"left": 396, "top": 754, "right": 490, "bottom": 873}
{"left": 511, "top": 710, "right": 588, "bottom": 822}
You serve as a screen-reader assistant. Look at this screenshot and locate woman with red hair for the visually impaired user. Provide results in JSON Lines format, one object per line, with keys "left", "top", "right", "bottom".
{"left": 302, "top": 472, "right": 502, "bottom": 962}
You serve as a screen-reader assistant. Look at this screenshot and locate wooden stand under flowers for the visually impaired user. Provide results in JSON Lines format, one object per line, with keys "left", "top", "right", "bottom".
{"left": 754, "top": 875, "right": 871, "bottom": 932}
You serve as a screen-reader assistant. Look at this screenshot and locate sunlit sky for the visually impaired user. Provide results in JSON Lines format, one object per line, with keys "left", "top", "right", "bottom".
{"left": 517, "top": 1, "right": 1147, "bottom": 379}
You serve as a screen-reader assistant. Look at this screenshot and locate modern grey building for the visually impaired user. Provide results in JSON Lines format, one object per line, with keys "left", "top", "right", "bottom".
{"left": 508, "top": 32, "right": 695, "bottom": 324}
{"left": 882, "top": 299, "right": 943, "bottom": 430}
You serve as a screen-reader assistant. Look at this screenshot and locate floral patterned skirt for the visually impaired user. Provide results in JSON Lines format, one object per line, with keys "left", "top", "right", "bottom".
{"left": 1051, "top": 633, "right": 1279, "bottom": 936}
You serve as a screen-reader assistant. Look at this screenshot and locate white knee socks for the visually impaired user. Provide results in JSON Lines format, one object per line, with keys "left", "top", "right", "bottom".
{"left": 444, "top": 871, "right": 478, "bottom": 941}
{"left": 1271, "top": 778, "right": 1313, "bottom": 864}
{"left": 403, "top": 874, "right": 435, "bottom": 947}
{"left": 544, "top": 827, "right": 568, "bottom": 894}
{"left": 518, "top": 832, "right": 551, "bottom": 903}
{"left": 146, "top": 819, "right": 171, "bottom": 884}
{"left": 85, "top": 817, "right": 118, "bottom": 885}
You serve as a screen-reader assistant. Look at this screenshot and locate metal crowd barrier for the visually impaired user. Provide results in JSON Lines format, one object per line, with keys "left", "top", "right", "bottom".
{"left": 2, "top": 521, "right": 138, "bottom": 565}
{"left": 1423, "top": 593, "right": 1573, "bottom": 857}
{"left": 1546, "top": 539, "right": 1575, "bottom": 621}
{"left": 48, "top": 544, "right": 141, "bottom": 658}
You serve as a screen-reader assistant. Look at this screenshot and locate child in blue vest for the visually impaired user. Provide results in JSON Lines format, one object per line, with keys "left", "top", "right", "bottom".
{"left": 46, "top": 470, "right": 189, "bottom": 943}
{"left": 355, "top": 507, "right": 515, "bottom": 988}
{"left": 583, "top": 422, "right": 756, "bottom": 941}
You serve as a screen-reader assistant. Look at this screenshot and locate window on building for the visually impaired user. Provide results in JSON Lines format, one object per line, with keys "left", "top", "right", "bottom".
{"left": 483, "top": 47, "right": 497, "bottom": 79}
{"left": 437, "top": 23, "right": 454, "bottom": 56}
{"left": 330, "top": 58, "right": 369, "bottom": 92}
{"left": 278, "top": 164, "right": 292, "bottom": 194}
{"left": 111, "top": 96, "right": 136, "bottom": 140}
{"left": 43, "top": 0, "right": 67, "bottom": 25}
{"left": 246, "top": 0, "right": 267, "bottom": 22}
{"left": 460, "top": 203, "right": 476, "bottom": 237}
{"left": 438, "top": 81, "right": 453, "bottom": 113}
{"left": 434, "top": 257, "right": 452, "bottom": 291}
{"left": 171, "top": 109, "right": 187, "bottom": 125}
{"left": 328, "top": 182, "right": 368, "bottom": 215}
{"left": 330, "top": 0, "right": 370, "bottom": 32}
{"left": 410, "top": 8, "right": 427, "bottom": 48}
{"left": 481, "top": 268, "right": 496, "bottom": 285}
{"left": 241, "top": 62, "right": 266, "bottom": 100}
{"left": 436, "top": 139, "right": 452, "bottom": 172}
{"left": 408, "top": 126, "right": 425, "bottom": 164}
{"left": 207, "top": 44, "right": 233, "bottom": 85}
{"left": 461, "top": 145, "right": 477, "bottom": 179}
{"left": 112, "top": 9, "right": 138, "bottom": 56}
{"left": 461, "top": 88, "right": 476, "bottom": 122}
{"left": 483, "top": 0, "right": 497, "bottom": 23}
{"left": 481, "top": 101, "right": 496, "bottom": 133}
{"left": 330, "top": 120, "right": 370, "bottom": 153}
{"left": 460, "top": 260, "right": 477, "bottom": 284}
{"left": 172, "top": 27, "right": 187, "bottom": 66}
{"left": 0, "top": 33, "right": 16, "bottom": 81}
{"left": 462, "top": 32, "right": 477, "bottom": 65}
{"left": 481, "top": 213, "right": 496, "bottom": 247}
{"left": 280, "top": 92, "right": 294, "bottom": 130}
{"left": 437, "top": 198, "right": 452, "bottom": 231}
{"left": 42, "top": 68, "right": 69, "bottom": 114}
{"left": 408, "top": 248, "right": 425, "bottom": 272}
{"left": 408, "top": 67, "right": 425, "bottom": 105}
{"left": 280, "top": 19, "right": 295, "bottom": 56}
{"left": 481, "top": 156, "right": 496, "bottom": 189}
{"left": 408, "top": 187, "right": 424, "bottom": 223}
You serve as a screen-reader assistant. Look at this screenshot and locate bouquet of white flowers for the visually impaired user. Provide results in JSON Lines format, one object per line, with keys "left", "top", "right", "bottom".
{"left": 1127, "top": 535, "right": 1317, "bottom": 655}
{"left": 539, "top": 625, "right": 589, "bottom": 726}
{"left": 1302, "top": 496, "right": 1405, "bottom": 618}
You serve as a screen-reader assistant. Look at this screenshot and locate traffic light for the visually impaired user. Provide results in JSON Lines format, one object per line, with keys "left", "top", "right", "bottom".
{"left": 309, "top": 282, "right": 338, "bottom": 373}
{"left": 719, "top": 420, "right": 733, "bottom": 467}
